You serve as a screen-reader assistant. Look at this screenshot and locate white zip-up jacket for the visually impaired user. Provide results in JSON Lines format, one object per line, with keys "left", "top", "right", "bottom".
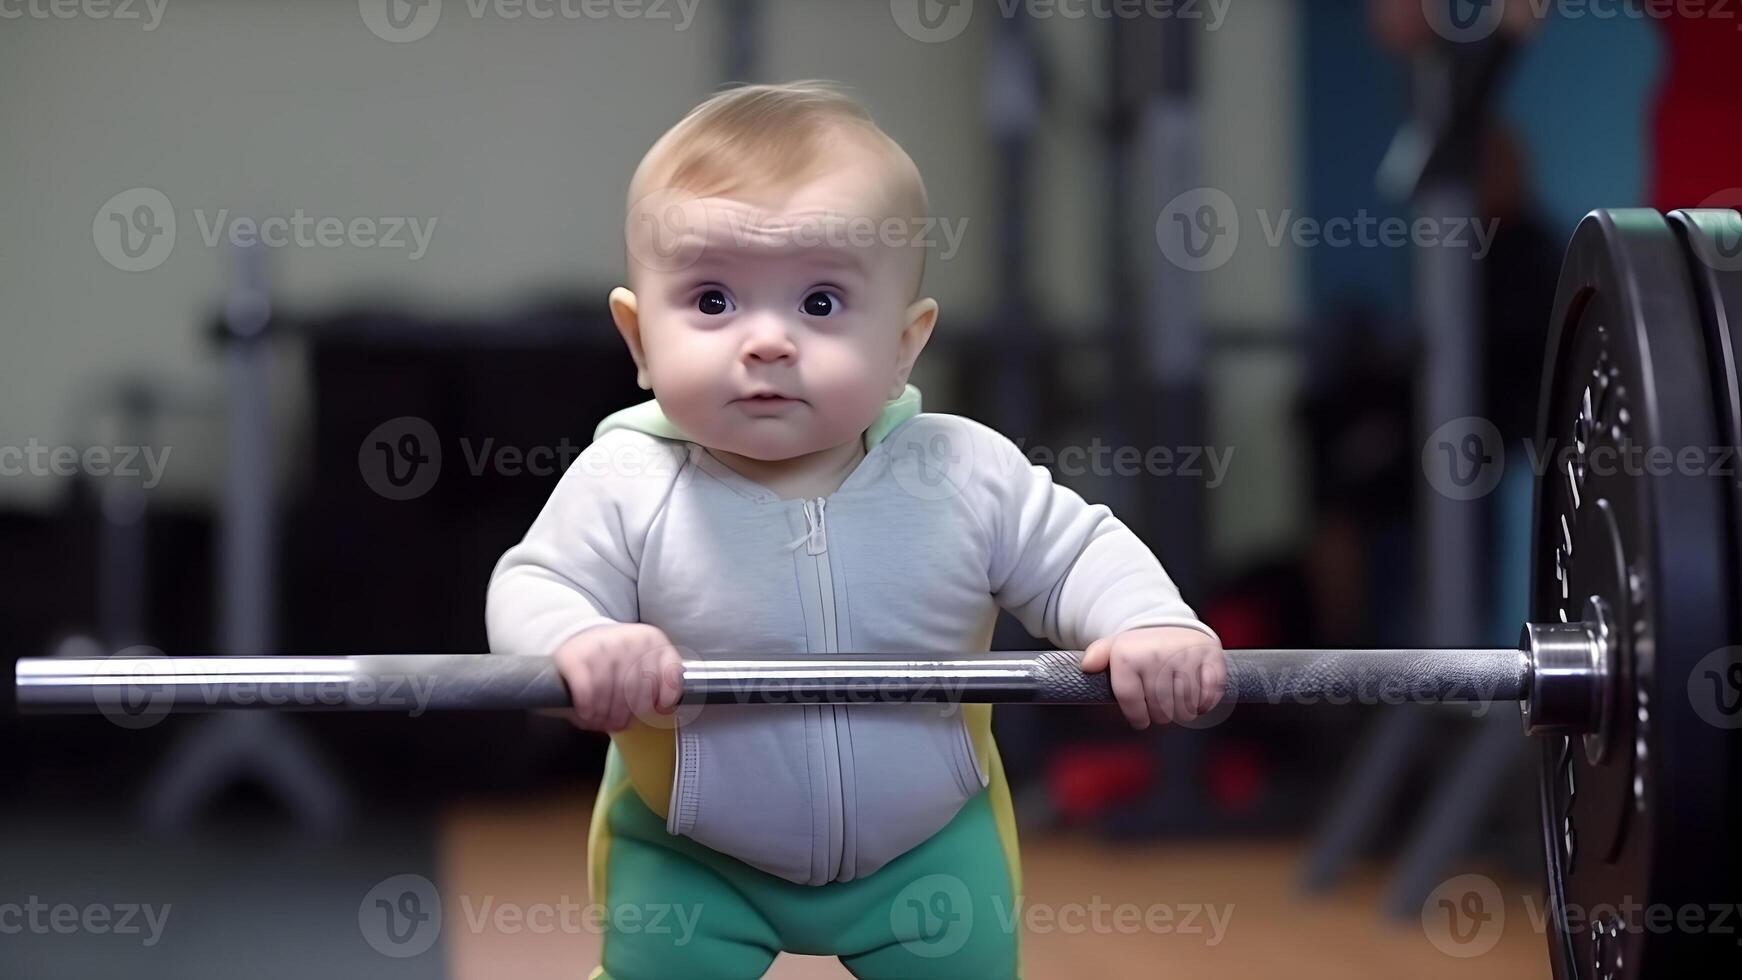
{"left": 486, "top": 385, "right": 1216, "bottom": 885}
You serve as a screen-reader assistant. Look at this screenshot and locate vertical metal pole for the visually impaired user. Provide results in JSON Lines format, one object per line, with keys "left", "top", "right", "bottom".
{"left": 223, "top": 244, "right": 275, "bottom": 659}
{"left": 98, "top": 382, "right": 152, "bottom": 650}
{"left": 1100, "top": 18, "right": 1133, "bottom": 518}
{"left": 143, "top": 241, "right": 346, "bottom": 834}
{"left": 986, "top": 8, "right": 1039, "bottom": 442}
{"left": 721, "top": 0, "right": 756, "bottom": 83}
{"left": 1418, "top": 187, "right": 1483, "bottom": 644}
{"left": 1139, "top": 16, "right": 1206, "bottom": 598}
{"left": 1414, "top": 51, "right": 1482, "bottom": 648}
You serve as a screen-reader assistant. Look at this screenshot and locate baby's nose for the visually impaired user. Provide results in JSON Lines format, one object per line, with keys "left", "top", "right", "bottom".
{"left": 741, "top": 314, "right": 797, "bottom": 361}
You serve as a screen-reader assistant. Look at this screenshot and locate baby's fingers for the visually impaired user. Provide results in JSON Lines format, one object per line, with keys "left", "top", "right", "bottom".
{"left": 1108, "top": 645, "right": 1151, "bottom": 729}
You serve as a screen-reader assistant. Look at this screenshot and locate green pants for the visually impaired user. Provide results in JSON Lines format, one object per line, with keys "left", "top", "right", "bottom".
{"left": 587, "top": 745, "right": 1021, "bottom": 979}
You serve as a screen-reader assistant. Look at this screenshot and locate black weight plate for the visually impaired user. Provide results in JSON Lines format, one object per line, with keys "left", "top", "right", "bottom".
{"left": 1531, "top": 209, "right": 1734, "bottom": 979}
{"left": 1664, "top": 207, "right": 1742, "bottom": 970}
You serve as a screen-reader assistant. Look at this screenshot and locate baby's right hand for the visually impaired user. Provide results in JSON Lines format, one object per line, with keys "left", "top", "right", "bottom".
{"left": 550, "top": 623, "right": 685, "bottom": 732}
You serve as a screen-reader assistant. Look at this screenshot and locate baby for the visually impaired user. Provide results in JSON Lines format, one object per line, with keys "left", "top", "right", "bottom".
{"left": 486, "top": 80, "right": 1226, "bottom": 980}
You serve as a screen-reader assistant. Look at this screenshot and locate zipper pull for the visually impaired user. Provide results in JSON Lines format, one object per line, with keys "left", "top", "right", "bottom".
{"left": 782, "top": 497, "right": 828, "bottom": 555}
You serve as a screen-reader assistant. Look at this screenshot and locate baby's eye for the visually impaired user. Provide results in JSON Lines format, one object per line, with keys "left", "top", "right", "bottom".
{"left": 801, "top": 290, "right": 841, "bottom": 317}
{"left": 697, "top": 289, "right": 734, "bottom": 316}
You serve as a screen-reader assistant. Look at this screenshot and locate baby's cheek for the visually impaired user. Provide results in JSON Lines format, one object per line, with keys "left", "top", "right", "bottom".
{"left": 824, "top": 327, "right": 901, "bottom": 382}
{"left": 814, "top": 360, "right": 890, "bottom": 419}
{"left": 648, "top": 326, "right": 723, "bottom": 382}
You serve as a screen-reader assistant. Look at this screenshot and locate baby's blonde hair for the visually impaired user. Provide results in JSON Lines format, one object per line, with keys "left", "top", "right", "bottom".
{"left": 625, "top": 80, "right": 931, "bottom": 293}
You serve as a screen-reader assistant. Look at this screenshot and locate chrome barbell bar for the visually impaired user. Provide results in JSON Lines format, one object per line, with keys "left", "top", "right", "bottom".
{"left": 13, "top": 620, "right": 1605, "bottom": 735}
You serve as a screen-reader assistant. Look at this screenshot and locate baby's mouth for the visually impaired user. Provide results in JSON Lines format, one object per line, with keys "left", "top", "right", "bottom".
{"left": 734, "top": 393, "right": 804, "bottom": 413}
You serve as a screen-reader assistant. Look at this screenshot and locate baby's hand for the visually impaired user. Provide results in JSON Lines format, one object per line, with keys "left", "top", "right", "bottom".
{"left": 549, "top": 623, "right": 685, "bottom": 732}
{"left": 1080, "top": 626, "right": 1227, "bottom": 729}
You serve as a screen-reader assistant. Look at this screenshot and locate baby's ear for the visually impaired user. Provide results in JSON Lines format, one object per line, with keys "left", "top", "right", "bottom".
{"left": 608, "top": 287, "right": 652, "bottom": 391}
{"left": 904, "top": 297, "right": 939, "bottom": 335}
{"left": 901, "top": 298, "right": 938, "bottom": 357}
{"left": 608, "top": 286, "right": 639, "bottom": 325}
{"left": 893, "top": 297, "right": 938, "bottom": 395}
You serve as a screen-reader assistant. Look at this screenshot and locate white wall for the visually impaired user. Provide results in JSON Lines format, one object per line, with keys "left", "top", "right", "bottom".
{"left": 1199, "top": 0, "right": 1306, "bottom": 566}
{"left": 0, "top": 0, "right": 1308, "bottom": 568}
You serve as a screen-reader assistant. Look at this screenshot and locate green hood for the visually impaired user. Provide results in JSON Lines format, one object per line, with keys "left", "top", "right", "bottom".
{"left": 593, "top": 384, "right": 923, "bottom": 452}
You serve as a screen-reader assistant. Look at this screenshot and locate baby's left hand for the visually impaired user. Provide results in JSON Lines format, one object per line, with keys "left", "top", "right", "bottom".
{"left": 1080, "top": 626, "right": 1227, "bottom": 729}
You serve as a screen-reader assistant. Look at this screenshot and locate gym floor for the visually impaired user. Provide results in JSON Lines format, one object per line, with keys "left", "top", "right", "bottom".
{"left": 440, "top": 791, "right": 1550, "bottom": 979}
{"left": 0, "top": 785, "right": 1547, "bottom": 978}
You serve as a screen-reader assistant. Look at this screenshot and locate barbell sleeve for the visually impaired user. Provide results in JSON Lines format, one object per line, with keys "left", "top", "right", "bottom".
{"left": 14, "top": 644, "right": 1546, "bottom": 714}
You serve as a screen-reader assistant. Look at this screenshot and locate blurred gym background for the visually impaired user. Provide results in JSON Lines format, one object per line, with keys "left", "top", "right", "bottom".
{"left": 0, "top": 1, "right": 1721, "bottom": 977}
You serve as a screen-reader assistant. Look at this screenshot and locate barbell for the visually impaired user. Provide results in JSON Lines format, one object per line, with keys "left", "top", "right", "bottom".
{"left": 14, "top": 637, "right": 1580, "bottom": 715}
{"left": 13, "top": 208, "right": 1742, "bottom": 980}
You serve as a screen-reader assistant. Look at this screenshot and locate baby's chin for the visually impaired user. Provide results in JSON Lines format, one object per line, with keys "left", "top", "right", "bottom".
{"left": 690, "top": 418, "right": 869, "bottom": 462}
{"left": 705, "top": 428, "right": 840, "bottom": 462}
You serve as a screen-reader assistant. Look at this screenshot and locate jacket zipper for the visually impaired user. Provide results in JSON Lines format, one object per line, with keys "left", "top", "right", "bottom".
{"left": 791, "top": 496, "right": 849, "bottom": 882}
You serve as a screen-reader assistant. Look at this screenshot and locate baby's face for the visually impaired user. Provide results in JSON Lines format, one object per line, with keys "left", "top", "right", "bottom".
{"left": 617, "top": 154, "right": 933, "bottom": 462}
